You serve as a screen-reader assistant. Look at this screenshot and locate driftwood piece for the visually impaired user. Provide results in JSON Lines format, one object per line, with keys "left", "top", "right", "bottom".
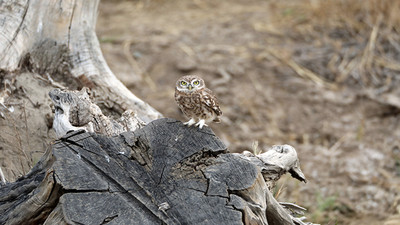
{"left": 0, "top": 118, "right": 313, "bottom": 224}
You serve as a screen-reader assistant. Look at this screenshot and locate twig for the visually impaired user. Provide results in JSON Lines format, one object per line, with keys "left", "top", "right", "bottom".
{"left": 212, "top": 67, "right": 232, "bottom": 86}
{"left": 274, "top": 183, "right": 286, "bottom": 199}
{"left": 246, "top": 72, "right": 263, "bottom": 92}
{"left": 280, "top": 202, "right": 307, "bottom": 215}
{"left": 45, "top": 73, "right": 65, "bottom": 89}
{"left": 359, "top": 14, "right": 382, "bottom": 85}
{"left": 178, "top": 43, "right": 195, "bottom": 57}
{"left": 328, "top": 133, "right": 349, "bottom": 152}
{"left": 122, "top": 39, "right": 143, "bottom": 76}
{"left": 375, "top": 56, "right": 400, "bottom": 72}
{"left": 22, "top": 101, "right": 30, "bottom": 156}
{"left": 0, "top": 167, "right": 6, "bottom": 185}
{"left": 267, "top": 48, "right": 336, "bottom": 89}
{"left": 7, "top": 112, "right": 32, "bottom": 172}
{"left": 123, "top": 39, "right": 156, "bottom": 90}
{"left": 33, "top": 73, "right": 65, "bottom": 89}
{"left": 251, "top": 140, "right": 261, "bottom": 155}
{"left": 336, "top": 55, "right": 360, "bottom": 83}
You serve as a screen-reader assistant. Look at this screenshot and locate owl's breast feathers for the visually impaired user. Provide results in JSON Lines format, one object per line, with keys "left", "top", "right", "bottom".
{"left": 202, "top": 88, "right": 222, "bottom": 116}
{"left": 175, "top": 87, "right": 222, "bottom": 121}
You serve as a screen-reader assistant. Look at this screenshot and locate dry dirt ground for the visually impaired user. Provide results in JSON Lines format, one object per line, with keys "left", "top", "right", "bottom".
{"left": 96, "top": 0, "right": 400, "bottom": 224}
{"left": 0, "top": 0, "right": 399, "bottom": 224}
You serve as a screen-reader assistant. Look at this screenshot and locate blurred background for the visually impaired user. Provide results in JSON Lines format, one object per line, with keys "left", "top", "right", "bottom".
{"left": 96, "top": 0, "right": 400, "bottom": 224}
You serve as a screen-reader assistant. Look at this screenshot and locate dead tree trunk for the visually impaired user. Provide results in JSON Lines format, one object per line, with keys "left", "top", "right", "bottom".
{"left": 0, "top": 0, "right": 161, "bottom": 181}
{"left": 0, "top": 0, "right": 161, "bottom": 122}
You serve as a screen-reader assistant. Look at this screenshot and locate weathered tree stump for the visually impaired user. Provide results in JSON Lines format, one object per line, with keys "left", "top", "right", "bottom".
{"left": 0, "top": 0, "right": 161, "bottom": 122}
{"left": 0, "top": 118, "right": 311, "bottom": 225}
{"left": 0, "top": 0, "right": 161, "bottom": 181}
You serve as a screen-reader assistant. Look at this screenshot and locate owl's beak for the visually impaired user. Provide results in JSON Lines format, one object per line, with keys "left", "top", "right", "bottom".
{"left": 188, "top": 85, "right": 193, "bottom": 90}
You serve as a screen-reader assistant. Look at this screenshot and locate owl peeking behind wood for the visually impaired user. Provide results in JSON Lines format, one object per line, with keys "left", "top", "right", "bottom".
{"left": 175, "top": 75, "right": 222, "bottom": 129}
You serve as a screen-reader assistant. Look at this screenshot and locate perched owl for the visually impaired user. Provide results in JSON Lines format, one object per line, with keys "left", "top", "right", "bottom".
{"left": 175, "top": 75, "right": 222, "bottom": 129}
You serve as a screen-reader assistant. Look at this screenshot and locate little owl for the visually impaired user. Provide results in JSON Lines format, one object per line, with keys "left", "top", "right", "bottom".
{"left": 175, "top": 75, "right": 222, "bottom": 129}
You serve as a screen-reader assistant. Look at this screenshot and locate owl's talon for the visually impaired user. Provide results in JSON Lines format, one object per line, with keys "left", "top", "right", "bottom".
{"left": 196, "top": 120, "right": 207, "bottom": 129}
{"left": 183, "top": 118, "right": 196, "bottom": 126}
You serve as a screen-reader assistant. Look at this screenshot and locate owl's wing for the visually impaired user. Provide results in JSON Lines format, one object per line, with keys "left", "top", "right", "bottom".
{"left": 202, "top": 88, "right": 222, "bottom": 116}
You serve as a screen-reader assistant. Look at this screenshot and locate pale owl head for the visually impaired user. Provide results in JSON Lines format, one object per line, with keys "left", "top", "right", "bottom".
{"left": 175, "top": 75, "right": 205, "bottom": 92}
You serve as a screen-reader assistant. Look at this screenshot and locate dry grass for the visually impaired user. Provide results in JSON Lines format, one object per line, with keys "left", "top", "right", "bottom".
{"left": 263, "top": 0, "right": 400, "bottom": 89}
{"left": 98, "top": 0, "right": 400, "bottom": 224}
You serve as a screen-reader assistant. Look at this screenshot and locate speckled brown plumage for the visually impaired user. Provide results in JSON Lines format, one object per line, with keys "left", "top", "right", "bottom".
{"left": 175, "top": 75, "right": 222, "bottom": 128}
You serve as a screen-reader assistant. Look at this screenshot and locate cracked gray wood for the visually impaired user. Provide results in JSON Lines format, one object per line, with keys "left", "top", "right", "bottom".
{"left": 0, "top": 118, "right": 315, "bottom": 225}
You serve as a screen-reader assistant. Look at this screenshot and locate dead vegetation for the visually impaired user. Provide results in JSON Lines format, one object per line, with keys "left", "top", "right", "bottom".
{"left": 266, "top": 0, "right": 400, "bottom": 90}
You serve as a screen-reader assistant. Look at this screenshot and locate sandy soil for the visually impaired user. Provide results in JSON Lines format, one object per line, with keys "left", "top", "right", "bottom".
{"left": 96, "top": 0, "right": 400, "bottom": 224}
{"left": 0, "top": 0, "right": 399, "bottom": 224}
{"left": 0, "top": 73, "right": 56, "bottom": 180}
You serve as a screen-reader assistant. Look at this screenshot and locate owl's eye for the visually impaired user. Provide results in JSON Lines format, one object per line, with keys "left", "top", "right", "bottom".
{"left": 193, "top": 80, "right": 200, "bottom": 85}
{"left": 180, "top": 81, "right": 187, "bottom": 86}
